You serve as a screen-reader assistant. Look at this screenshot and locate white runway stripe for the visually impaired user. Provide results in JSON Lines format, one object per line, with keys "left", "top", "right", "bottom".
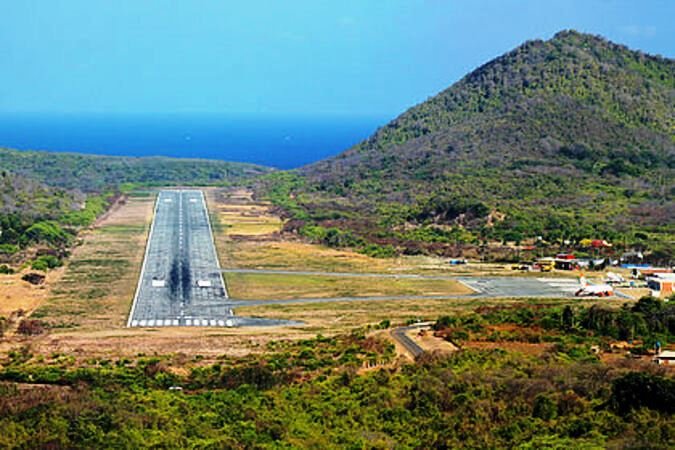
{"left": 537, "top": 277, "right": 580, "bottom": 295}
{"left": 537, "top": 278, "right": 579, "bottom": 283}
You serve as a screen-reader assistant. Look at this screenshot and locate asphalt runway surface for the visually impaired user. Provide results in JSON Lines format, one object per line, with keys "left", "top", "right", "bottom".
{"left": 128, "top": 190, "right": 295, "bottom": 328}
{"left": 457, "top": 276, "right": 581, "bottom": 298}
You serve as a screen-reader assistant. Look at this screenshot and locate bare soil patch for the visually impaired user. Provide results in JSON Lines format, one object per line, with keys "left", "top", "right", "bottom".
{"left": 0, "top": 267, "right": 65, "bottom": 317}
{"left": 462, "top": 341, "right": 553, "bottom": 355}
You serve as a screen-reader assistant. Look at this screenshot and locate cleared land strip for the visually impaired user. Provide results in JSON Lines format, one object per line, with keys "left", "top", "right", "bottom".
{"left": 221, "top": 268, "right": 464, "bottom": 280}
{"left": 225, "top": 278, "right": 578, "bottom": 307}
{"left": 222, "top": 269, "right": 580, "bottom": 303}
{"left": 128, "top": 190, "right": 295, "bottom": 328}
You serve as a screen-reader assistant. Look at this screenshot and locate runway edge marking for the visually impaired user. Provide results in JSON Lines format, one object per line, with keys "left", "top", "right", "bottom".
{"left": 456, "top": 278, "right": 482, "bottom": 294}
{"left": 126, "top": 191, "right": 161, "bottom": 327}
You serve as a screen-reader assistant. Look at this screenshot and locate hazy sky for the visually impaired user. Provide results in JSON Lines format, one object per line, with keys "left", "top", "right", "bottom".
{"left": 1, "top": 0, "right": 673, "bottom": 116}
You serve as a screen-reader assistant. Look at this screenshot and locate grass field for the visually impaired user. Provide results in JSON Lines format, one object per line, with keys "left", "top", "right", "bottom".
{"left": 226, "top": 272, "right": 472, "bottom": 300}
{"left": 234, "top": 296, "right": 598, "bottom": 335}
{"left": 32, "top": 194, "right": 155, "bottom": 331}
{"left": 220, "top": 206, "right": 283, "bottom": 236}
{"left": 210, "top": 197, "right": 580, "bottom": 278}
{"left": 208, "top": 188, "right": 283, "bottom": 236}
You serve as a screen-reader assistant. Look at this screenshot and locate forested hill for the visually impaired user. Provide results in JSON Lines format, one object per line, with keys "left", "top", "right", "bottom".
{"left": 0, "top": 148, "right": 273, "bottom": 266}
{"left": 0, "top": 147, "right": 274, "bottom": 192}
{"left": 261, "top": 30, "right": 674, "bottom": 259}
{"left": 0, "top": 171, "right": 106, "bottom": 267}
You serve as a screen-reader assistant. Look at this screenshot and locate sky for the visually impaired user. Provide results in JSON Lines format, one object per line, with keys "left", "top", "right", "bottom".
{"left": 1, "top": 0, "right": 673, "bottom": 116}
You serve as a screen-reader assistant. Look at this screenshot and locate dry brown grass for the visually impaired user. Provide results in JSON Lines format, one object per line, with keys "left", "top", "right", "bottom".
{"left": 23, "top": 325, "right": 313, "bottom": 362}
{"left": 616, "top": 287, "right": 651, "bottom": 299}
{"left": 227, "top": 272, "right": 472, "bottom": 300}
{"left": 0, "top": 268, "right": 65, "bottom": 318}
{"left": 205, "top": 188, "right": 589, "bottom": 280}
{"left": 462, "top": 341, "right": 553, "bottom": 356}
{"left": 0, "top": 196, "right": 152, "bottom": 323}
{"left": 207, "top": 188, "right": 282, "bottom": 236}
{"left": 234, "top": 296, "right": 576, "bottom": 335}
{"left": 32, "top": 194, "right": 154, "bottom": 331}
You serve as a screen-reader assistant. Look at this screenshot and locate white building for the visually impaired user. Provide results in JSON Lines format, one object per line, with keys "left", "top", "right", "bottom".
{"left": 654, "top": 350, "right": 675, "bottom": 365}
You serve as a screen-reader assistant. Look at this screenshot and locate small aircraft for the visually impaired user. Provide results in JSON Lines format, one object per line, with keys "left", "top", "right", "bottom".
{"left": 575, "top": 274, "right": 614, "bottom": 297}
{"left": 604, "top": 271, "right": 626, "bottom": 285}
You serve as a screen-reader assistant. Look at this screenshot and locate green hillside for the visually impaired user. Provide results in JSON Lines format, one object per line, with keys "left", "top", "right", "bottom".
{"left": 259, "top": 31, "right": 674, "bottom": 261}
{"left": 0, "top": 148, "right": 273, "bottom": 267}
{"left": 0, "top": 147, "right": 274, "bottom": 192}
{"left": 0, "top": 171, "right": 113, "bottom": 270}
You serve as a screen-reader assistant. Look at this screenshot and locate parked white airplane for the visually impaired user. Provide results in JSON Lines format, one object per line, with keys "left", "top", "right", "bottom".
{"left": 604, "top": 272, "right": 626, "bottom": 285}
{"left": 575, "top": 275, "right": 614, "bottom": 297}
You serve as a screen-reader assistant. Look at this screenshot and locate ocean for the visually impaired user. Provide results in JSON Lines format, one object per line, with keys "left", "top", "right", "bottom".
{"left": 0, "top": 113, "right": 389, "bottom": 169}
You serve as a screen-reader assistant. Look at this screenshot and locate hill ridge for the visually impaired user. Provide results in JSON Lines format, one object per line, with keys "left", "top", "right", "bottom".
{"left": 261, "top": 30, "right": 674, "bottom": 261}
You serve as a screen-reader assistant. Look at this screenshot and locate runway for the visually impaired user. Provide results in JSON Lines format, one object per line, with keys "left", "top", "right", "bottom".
{"left": 127, "top": 190, "right": 235, "bottom": 327}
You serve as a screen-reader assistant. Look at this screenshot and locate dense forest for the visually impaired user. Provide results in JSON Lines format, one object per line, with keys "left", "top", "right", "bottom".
{"left": 0, "top": 147, "right": 273, "bottom": 192}
{"left": 1, "top": 300, "right": 674, "bottom": 448}
{"left": 257, "top": 31, "right": 674, "bottom": 261}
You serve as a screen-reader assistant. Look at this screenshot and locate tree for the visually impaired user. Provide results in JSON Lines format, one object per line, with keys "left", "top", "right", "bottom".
{"left": 532, "top": 394, "right": 557, "bottom": 420}
{"left": 612, "top": 372, "right": 675, "bottom": 415}
{"left": 561, "top": 306, "right": 575, "bottom": 330}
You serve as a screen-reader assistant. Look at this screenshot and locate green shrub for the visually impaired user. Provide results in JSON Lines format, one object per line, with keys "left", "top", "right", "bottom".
{"left": 359, "top": 243, "right": 396, "bottom": 258}
{"left": 31, "top": 255, "right": 63, "bottom": 271}
{"left": 377, "top": 320, "right": 391, "bottom": 329}
{"left": 533, "top": 394, "right": 558, "bottom": 420}
{"left": 0, "top": 244, "right": 19, "bottom": 255}
{"left": 22, "top": 221, "right": 70, "bottom": 246}
{"left": 60, "top": 194, "right": 110, "bottom": 226}
{"left": 611, "top": 372, "right": 675, "bottom": 415}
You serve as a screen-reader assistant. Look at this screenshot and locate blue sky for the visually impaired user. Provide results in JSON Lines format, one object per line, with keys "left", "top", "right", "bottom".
{"left": 1, "top": 0, "right": 673, "bottom": 116}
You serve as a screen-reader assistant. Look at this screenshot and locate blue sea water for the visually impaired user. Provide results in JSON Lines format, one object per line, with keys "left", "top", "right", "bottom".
{"left": 0, "top": 113, "right": 389, "bottom": 169}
